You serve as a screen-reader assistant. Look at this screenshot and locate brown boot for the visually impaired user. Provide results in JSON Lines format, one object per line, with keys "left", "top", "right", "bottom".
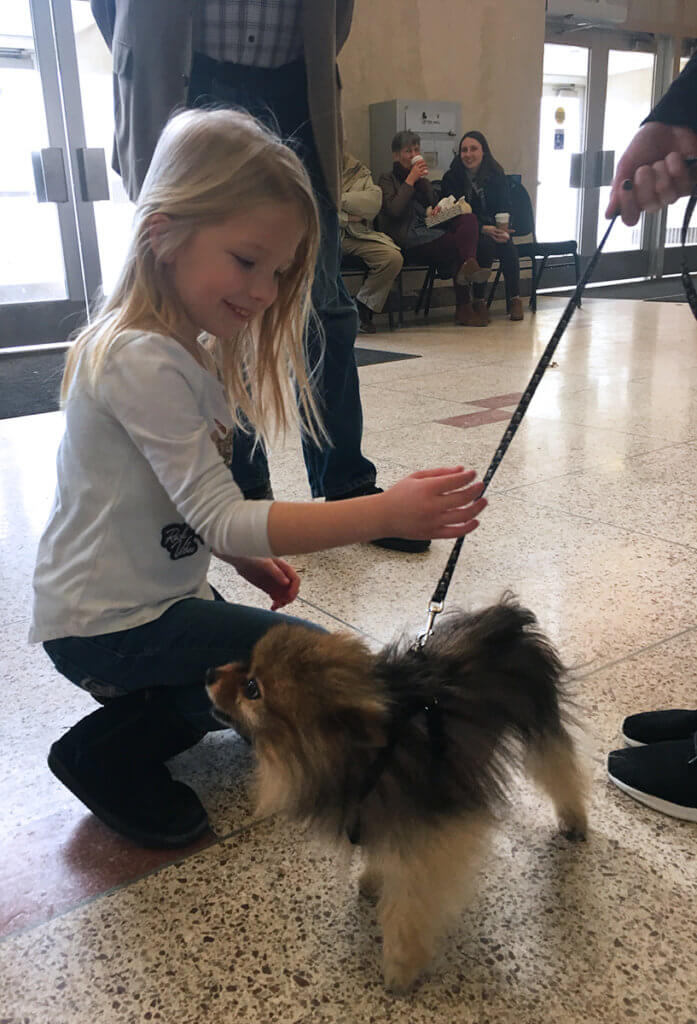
{"left": 456, "top": 258, "right": 491, "bottom": 285}
{"left": 509, "top": 297, "right": 524, "bottom": 321}
{"left": 455, "top": 284, "right": 473, "bottom": 325}
{"left": 472, "top": 299, "right": 489, "bottom": 326}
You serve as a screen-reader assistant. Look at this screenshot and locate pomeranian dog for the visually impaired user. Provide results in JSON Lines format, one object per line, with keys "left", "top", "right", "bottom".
{"left": 206, "top": 596, "right": 587, "bottom": 991}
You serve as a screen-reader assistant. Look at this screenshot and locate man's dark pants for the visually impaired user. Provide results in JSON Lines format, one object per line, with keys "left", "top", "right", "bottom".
{"left": 189, "top": 53, "right": 377, "bottom": 499}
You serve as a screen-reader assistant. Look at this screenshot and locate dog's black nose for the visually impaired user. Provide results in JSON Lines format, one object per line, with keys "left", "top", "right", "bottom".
{"left": 205, "top": 667, "right": 217, "bottom": 686}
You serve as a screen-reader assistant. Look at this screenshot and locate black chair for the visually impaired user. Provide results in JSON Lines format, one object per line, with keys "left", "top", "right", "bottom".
{"left": 486, "top": 177, "right": 581, "bottom": 313}
{"left": 408, "top": 259, "right": 452, "bottom": 318}
{"left": 340, "top": 252, "right": 398, "bottom": 330}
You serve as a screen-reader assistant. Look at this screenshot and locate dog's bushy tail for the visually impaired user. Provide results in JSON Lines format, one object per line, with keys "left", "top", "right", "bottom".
{"left": 374, "top": 594, "right": 580, "bottom": 819}
{"left": 431, "top": 593, "right": 571, "bottom": 743}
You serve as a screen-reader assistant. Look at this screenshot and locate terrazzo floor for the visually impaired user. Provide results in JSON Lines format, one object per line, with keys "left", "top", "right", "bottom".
{"left": 2, "top": 297, "right": 697, "bottom": 1023}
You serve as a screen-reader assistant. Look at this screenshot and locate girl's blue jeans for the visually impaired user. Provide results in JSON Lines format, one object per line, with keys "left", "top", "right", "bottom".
{"left": 44, "top": 590, "right": 323, "bottom": 733}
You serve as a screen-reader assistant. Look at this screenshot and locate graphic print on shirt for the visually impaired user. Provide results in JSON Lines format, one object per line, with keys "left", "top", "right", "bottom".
{"left": 210, "top": 418, "right": 234, "bottom": 467}
{"left": 160, "top": 523, "right": 205, "bottom": 560}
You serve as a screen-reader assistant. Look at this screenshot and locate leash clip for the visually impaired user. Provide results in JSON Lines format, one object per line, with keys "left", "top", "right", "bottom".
{"left": 415, "top": 600, "right": 444, "bottom": 648}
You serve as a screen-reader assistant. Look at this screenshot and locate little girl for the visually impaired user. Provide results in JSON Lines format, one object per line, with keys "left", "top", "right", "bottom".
{"left": 30, "top": 108, "right": 487, "bottom": 850}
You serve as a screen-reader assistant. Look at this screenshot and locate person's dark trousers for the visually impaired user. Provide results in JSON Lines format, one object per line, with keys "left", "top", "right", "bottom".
{"left": 44, "top": 592, "right": 325, "bottom": 733}
{"left": 474, "top": 233, "right": 520, "bottom": 302}
{"left": 188, "top": 53, "right": 376, "bottom": 499}
{"left": 404, "top": 213, "right": 479, "bottom": 278}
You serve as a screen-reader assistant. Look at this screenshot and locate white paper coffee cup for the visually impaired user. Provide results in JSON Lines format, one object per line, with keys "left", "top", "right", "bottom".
{"left": 495, "top": 212, "right": 510, "bottom": 229}
{"left": 411, "top": 154, "right": 426, "bottom": 166}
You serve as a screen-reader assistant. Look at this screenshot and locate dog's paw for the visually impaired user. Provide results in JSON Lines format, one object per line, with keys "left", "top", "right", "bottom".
{"left": 558, "top": 812, "right": 588, "bottom": 842}
{"left": 358, "top": 868, "right": 382, "bottom": 904}
{"left": 560, "top": 825, "right": 587, "bottom": 842}
{"left": 382, "top": 958, "right": 420, "bottom": 995}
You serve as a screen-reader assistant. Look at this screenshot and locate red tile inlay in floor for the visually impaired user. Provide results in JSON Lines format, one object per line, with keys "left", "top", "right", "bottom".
{"left": 0, "top": 805, "right": 216, "bottom": 939}
{"left": 437, "top": 408, "right": 513, "bottom": 429}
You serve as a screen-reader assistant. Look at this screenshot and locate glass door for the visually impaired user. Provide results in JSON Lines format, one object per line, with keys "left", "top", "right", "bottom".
{"left": 537, "top": 44, "right": 589, "bottom": 246}
{"left": 0, "top": 0, "right": 107, "bottom": 349}
{"left": 538, "top": 30, "right": 663, "bottom": 286}
{"left": 596, "top": 48, "right": 656, "bottom": 256}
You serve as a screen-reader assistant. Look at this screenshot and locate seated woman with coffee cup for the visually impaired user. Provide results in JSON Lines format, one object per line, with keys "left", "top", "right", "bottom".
{"left": 378, "top": 131, "right": 491, "bottom": 328}
{"left": 441, "top": 130, "right": 524, "bottom": 322}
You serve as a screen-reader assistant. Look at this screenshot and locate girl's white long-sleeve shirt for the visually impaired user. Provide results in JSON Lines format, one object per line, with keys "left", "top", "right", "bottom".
{"left": 29, "top": 330, "right": 273, "bottom": 643}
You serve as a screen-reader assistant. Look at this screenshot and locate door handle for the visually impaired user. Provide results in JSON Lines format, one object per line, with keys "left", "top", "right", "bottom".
{"left": 569, "top": 152, "right": 584, "bottom": 189}
{"left": 76, "top": 148, "right": 110, "bottom": 202}
{"left": 593, "top": 150, "right": 615, "bottom": 188}
{"left": 31, "top": 148, "right": 69, "bottom": 203}
{"left": 569, "top": 150, "right": 615, "bottom": 189}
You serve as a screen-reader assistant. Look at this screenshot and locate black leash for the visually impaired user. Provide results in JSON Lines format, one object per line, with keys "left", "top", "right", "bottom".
{"left": 416, "top": 170, "right": 697, "bottom": 648}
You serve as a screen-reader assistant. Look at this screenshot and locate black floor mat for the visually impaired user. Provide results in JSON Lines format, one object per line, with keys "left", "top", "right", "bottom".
{"left": 0, "top": 346, "right": 420, "bottom": 420}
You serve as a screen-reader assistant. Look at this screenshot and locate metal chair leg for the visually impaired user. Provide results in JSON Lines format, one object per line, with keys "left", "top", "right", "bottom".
{"left": 415, "top": 268, "right": 431, "bottom": 315}
{"left": 397, "top": 272, "right": 405, "bottom": 327}
{"left": 424, "top": 268, "right": 435, "bottom": 317}
{"left": 574, "top": 253, "right": 582, "bottom": 308}
{"left": 487, "top": 266, "right": 502, "bottom": 309}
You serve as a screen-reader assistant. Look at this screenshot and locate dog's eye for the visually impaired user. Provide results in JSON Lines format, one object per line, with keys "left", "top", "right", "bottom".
{"left": 243, "top": 677, "right": 261, "bottom": 700}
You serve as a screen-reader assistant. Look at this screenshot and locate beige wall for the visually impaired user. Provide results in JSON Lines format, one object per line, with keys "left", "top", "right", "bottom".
{"left": 339, "top": 0, "right": 547, "bottom": 197}
{"left": 624, "top": 0, "right": 697, "bottom": 34}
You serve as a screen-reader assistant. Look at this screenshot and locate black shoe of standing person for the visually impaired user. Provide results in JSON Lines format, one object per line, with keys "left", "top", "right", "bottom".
{"left": 356, "top": 299, "right": 377, "bottom": 334}
{"left": 621, "top": 708, "right": 697, "bottom": 746}
{"left": 607, "top": 733, "right": 697, "bottom": 822}
{"left": 326, "top": 483, "right": 430, "bottom": 553}
{"left": 48, "top": 688, "right": 210, "bottom": 848}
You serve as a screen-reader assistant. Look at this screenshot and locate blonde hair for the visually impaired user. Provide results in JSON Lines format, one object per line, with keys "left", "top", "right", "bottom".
{"left": 61, "top": 107, "right": 324, "bottom": 445}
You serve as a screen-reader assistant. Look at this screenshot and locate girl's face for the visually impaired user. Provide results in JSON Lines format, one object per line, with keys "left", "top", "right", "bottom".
{"left": 162, "top": 202, "right": 306, "bottom": 342}
{"left": 460, "top": 137, "right": 484, "bottom": 173}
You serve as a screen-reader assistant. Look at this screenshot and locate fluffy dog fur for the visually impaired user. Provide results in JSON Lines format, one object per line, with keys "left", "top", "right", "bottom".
{"left": 206, "top": 596, "right": 588, "bottom": 991}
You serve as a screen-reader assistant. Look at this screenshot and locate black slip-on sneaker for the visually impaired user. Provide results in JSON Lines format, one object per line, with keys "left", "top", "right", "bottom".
{"left": 607, "top": 733, "right": 697, "bottom": 823}
{"left": 621, "top": 708, "right": 697, "bottom": 747}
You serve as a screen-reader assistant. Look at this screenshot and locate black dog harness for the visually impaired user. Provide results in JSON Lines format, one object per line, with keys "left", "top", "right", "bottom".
{"left": 346, "top": 689, "right": 444, "bottom": 845}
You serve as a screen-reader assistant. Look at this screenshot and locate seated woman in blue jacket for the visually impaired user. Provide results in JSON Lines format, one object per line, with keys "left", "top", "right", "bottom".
{"left": 441, "top": 131, "right": 524, "bottom": 322}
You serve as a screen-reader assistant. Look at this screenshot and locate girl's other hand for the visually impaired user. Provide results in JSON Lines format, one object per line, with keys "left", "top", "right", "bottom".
{"left": 232, "top": 556, "right": 301, "bottom": 609}
{"left": 381, "top": 467, "right": 487, "bottom": 541}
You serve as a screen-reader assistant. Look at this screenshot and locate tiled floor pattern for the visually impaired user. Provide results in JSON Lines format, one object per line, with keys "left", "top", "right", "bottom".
{"left": 2, "top": 298, "right": 697, "bottom": 1022}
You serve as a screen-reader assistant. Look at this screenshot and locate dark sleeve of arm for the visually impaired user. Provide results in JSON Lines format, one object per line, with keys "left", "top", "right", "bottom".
{"left": 440, "top": 169, "right": 459, "bottom": 199}
{"left": 379, "top": 174, "right": 414, "bottom": 219}
{"left": 644, "top": 53, "right": 697, "bottom": 132}
{"left": 421, "top": 180, "right": 436, "bottom": 206}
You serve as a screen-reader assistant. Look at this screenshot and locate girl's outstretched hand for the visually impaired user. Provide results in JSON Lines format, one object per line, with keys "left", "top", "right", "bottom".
{"left": 381, "top": 467, "right": 487, "bottom": 541}
{"left": 231, "top": 556, "right": 301, "bottom": 609}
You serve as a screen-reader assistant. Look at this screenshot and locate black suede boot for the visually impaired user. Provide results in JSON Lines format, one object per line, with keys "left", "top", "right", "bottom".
{"left": 48, "top": 688, "right": 210, "bottom": 848}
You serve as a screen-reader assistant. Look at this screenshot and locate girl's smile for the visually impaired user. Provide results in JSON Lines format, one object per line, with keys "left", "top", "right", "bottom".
{"left": 157, "top": 202, "right": 305, "bottom": 342}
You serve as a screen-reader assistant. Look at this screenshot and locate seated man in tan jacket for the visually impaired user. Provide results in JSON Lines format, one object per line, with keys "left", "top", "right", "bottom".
{"left": 340, "top": 152, "right": 403, "bottom": 333}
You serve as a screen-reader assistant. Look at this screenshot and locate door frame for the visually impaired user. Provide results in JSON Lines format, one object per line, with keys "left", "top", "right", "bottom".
{"left": 541, "top": 23, "right": 695, "bottom": 287}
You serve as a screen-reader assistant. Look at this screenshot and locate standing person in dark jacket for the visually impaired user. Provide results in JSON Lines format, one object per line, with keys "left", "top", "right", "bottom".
{"left": 604, "top": 53, "right": 697, "bottom": 823}
{"left": 378, "top": 131, "right": 491, "bottom": 327}
{"left": 441, "top": 131, "right": 524, "bottom": 322}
